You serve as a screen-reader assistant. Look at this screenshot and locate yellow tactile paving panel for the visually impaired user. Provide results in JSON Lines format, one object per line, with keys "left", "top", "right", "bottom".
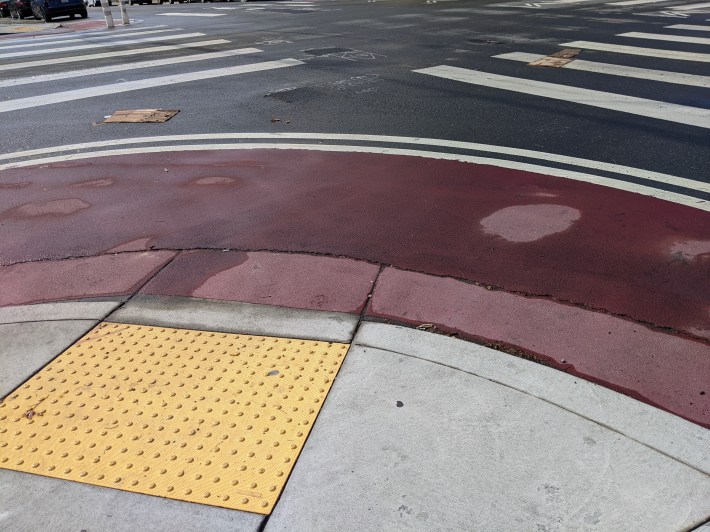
{"left": 0, "top": 322, "right": 349, "bottom": 515}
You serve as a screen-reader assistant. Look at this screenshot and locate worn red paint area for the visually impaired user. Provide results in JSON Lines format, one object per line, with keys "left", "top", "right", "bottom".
{"left": 0, "top": 149, "right": 708, "bottom": 337}
{"left": 0, "top": 251, "right": 175, "bottom": 307}
{"left": 140, "top": 249, "right": 379, "bottom": 314}
{"left": 370, "top": 268, "right": 710, "bottom": 428}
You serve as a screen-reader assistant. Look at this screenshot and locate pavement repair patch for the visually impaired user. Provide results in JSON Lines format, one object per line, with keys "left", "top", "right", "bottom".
{"left": 103, "top": 109, "right": 179, "bottom": 123}
{"left": 0, "top": 322, "right": 349, "bottom": 514}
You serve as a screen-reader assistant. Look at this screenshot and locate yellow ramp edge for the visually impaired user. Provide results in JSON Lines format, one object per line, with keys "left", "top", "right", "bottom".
{"left": 0, "top": 322, "right": 350, "bottom": 515}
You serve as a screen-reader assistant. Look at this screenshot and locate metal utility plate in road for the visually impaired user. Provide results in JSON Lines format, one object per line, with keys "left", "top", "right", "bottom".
{"left": 0, "top": 322, "right": 349, "bottom": 515}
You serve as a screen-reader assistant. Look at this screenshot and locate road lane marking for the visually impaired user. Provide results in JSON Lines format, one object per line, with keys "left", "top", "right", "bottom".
{"left": 157, "top": 12, "right": 226, "bottom": 16}
{"left": 619, "top": 31, "right": 710, "bottom": 44}
{"left": 1, "top": 133, "right": 707, "bottom": 199}
{"left": 0, "top": 59, "right": 303, "bottom": 113}
{"left": 606, "top": 0, "right": 670, "bottom": 5}
{"left": 561, "top": 40, "right": 710, "bottom": 61}
{"left": 0, "top": 39, "right": 230, "bottom": 72}
{"left": 668, "top": 1, "right": 710, "bottom": 8}
{"left": 665, "top": 23, "right": 710, "bottom": 29}
{"left": 0, "top": 48, "right": 263, "bottom": 88}
{"left": 0, "top": 29, "right": 176, "bottom": 50}
{"left": 413, "top": 65, "right": 710, "bottom": 128}
{"left": 0, "top": 33, "right": 207, "bottom": 59}
{"left": 0, "top": 143, "right": 705, "bottom": 212}
{"left": 0, "top": 25, "right": 169, "bottom": 47}
{"left": 495, "top": 51, "right": 710, "bottom": 87}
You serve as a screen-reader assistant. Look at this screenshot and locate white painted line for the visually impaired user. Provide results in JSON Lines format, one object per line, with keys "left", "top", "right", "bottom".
{"left": 606, "top": 0, "right": 669, "bottom": 6}
{"left": 157, "top": 12, "right": 226, "bottom": 16}
{"left": 0, "top": 48, "right": 262, "bottom": 88}
{"left": 414, "top": 65, "right": 710, "bottom": 128}
{"left": 0, "top": 33, "right": 206, "bottom": 59}
{"left": 0, "top": 143, "right": 706, "bottom": 212}
{"left": 495, "top": 51, "right": 710, "bottom": 88}
{"left": 1, "top": 133, "right": 707, "bottom": 199}
{"left": 666, "top": 23, "right": 710, "bottom": 29}
{"left": 619, "top": 31, "right": 710, "bottom": 45}
{"left": 0, "top": 39, "right": 230, "bottom": 72}
{"left": 0, "top": 59, "right": 303, "bottom": 113}
{"left": 0, "top": 29, "right": 175, "bottom": 50}
{"left": 561, "top": 40, "right": 710, "bottom": 61}
{"left": 669, "top": 1, "right": 710, "bottom": 8}
{"left": 0, "top": 25, "right": 168, "bottom": 47}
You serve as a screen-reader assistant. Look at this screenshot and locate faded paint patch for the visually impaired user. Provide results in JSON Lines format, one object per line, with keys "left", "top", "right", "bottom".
{"left": 13, "top": 198, "right": 90, "bottom": 217}
{"left": 670, "top": 240, "right": 710, "bottom": 261}
{"left": 72, "top": 178, "right": 114, "bottom": 188}
{"left": 193, "top": 176, "right": 236, "bottom": 185}
{"left": 106, "top": 237, "right": 153, "bottom": 253}
{"left": 0, "top": 181, "right": 31, "bottom": 189}
{"left": 480, "top": 204, "right": 580, "bottom": 243}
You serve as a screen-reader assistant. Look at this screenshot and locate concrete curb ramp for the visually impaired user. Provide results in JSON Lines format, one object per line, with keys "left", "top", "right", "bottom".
{"left": 0, "top": 300, "right": 708, "bottom": 531}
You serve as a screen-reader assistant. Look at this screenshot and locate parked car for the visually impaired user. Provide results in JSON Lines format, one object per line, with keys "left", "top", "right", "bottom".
{"left": 7, "top": 0, "right": 33, "bottom": 18}
{"left": 0, "top": 0, "right": 10, "bottom": 17}
{"left": 31, "top": 0, "right": 86, "bottom": 21}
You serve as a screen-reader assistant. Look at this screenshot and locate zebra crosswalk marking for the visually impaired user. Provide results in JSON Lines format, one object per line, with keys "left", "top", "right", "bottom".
{"left": 414, "top": 65, "right": 710, "bottom": 129}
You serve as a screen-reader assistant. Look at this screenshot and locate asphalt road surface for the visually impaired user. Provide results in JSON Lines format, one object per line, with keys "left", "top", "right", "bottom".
{"left": 0, "top": 0, "right": 709, "bottom": 191}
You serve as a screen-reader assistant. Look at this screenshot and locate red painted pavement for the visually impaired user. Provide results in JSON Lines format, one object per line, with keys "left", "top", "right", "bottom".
{"left": 369, "top": 267, "right": 710, "bottom": 428}
{"left": 1, "top": 149, "right": 707, "bottom": 338}
{"left": 0, "top": 251, "right": 175, "bottom": 307}
{"left": 1, "top": 148, "right": 709, "bottom": 425}
{"left": 140, "top": 250, "right": 379, "bottom": 314}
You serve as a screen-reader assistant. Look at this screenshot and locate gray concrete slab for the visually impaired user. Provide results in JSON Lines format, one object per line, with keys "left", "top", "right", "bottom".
{"left": 0, "top": 469, "right": 264, "bottom": 532}
{"left": 0, "top": 320, "right": 97, "bottom": 398}
{"left": 0, "top": 300, "right": 121, "bottom": 324}
{"left": 355, "top": 322, "right": 710, "bottom": 475}
{"left": 108, "top": 295, "right": 358, "bottom": 343}
{"left": 266, "top": 344, "right": 710, "bottom": 531}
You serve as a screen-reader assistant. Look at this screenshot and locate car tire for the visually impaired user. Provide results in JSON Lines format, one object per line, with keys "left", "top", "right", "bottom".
{"left": 43, "top": 9, "right": 51, "bottom": 20}
{"left": 80, "top": 7, "right": 87, "bottom": 15}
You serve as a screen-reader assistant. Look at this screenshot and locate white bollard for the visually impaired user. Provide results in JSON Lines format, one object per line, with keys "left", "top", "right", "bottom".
{"left": 117, "top": 0, "right": 130, "bottom": 25}
{"left": 100, "top": 0, "right": 114, "bottom": 28}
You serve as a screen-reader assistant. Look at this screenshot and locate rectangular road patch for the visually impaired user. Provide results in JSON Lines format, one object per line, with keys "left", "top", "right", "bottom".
{"left": 528, "top": 48, "right": 581, "bottom": 67}
{"left": 103, "top": 109, "right": 180, "bottom": 123}
{"left": 0, "top": 322, "right": 349, "bottom": 514}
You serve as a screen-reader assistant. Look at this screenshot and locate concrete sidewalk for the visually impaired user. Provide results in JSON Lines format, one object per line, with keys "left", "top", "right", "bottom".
{"left": 1, "top": 293, "right": 709, "bottom": 531}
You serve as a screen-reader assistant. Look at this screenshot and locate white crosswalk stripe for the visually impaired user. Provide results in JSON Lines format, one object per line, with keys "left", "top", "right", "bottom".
{"left": 0, "top": 48, "right": 263, "bottom": 88}
{"left": 619, "top": 31, "right": 710, "bottom": 45}
{"left": 414, "top": 65, "right": 710, "bottom": 128}
{"left": 0, "top": 24, "right": 307, "bottom": 114}
{"left": 2, "top": 32, "right": 207, "bottom": 59}
{"left": 665, "top": 23, "right": 710, "bottom": 30}
{"left": 0, "top": 25, "right": 168, "bottom": 47}
{"left": 561, "top": 40, "right": 710, "bottom": 61}
{"left": 0, "top": 59, "right": 304, "bottom": 114}
{"left": 606, "top": 0, "right": 668, "bottom": 6}
{"left": 669, "top": 1, "right": 710, "bottom": 8}
{"left": 494, "top": 51, "right": 710, "bottom": 87}
{"left": 0, "top": 39, "right": 231, "bottom": 72}
{"left": 0, "top": 29, "right": 174, "bottom": 50}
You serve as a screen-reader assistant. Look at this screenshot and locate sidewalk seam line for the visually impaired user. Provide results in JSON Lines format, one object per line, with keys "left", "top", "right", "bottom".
{"left": 354, "top": 341, "right": 710, "bottom": 477}
{"left": 350, "top": 264, "right": 385, "bottom": 344}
